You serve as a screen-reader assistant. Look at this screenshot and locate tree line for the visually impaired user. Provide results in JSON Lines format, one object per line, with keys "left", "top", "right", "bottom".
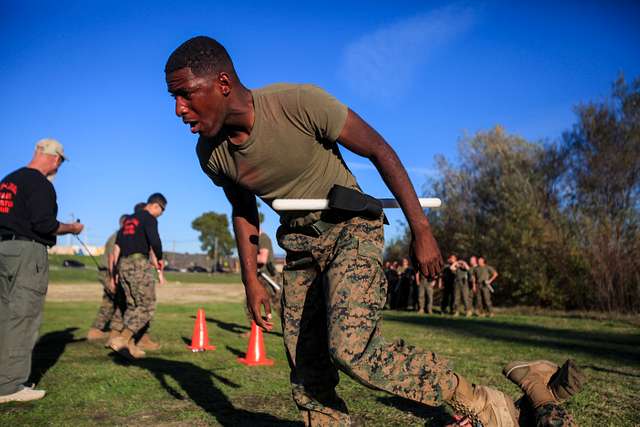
{"left": 386, "top": 75, "right": 640, "bottom": 313}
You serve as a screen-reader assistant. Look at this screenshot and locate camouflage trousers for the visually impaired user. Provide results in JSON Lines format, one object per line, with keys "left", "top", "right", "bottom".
{"left": 516, "top": 398, "right": 577, "bottom": 427}
{"left": 277, "top": 215, "right": 456, "bottom": 426}
{"left": 118, "top": 256, "right": 156, "bottom": 334}
{"left": 91, "top": 271, "right": 125, "bottom": 331}
{"left": 534, "top": 403, "right": 576, "bottom": 427}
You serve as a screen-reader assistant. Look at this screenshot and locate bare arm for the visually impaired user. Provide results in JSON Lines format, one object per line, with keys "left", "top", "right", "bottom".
{"left": 149, "top": 249, "right": 165, "bottom": 285}
{"left": 56, "top": 222, "right": 83, "bottom": 235}
{"left": 107, "top": 244, "right": 121, "bottom": 294}
{"left": 488, "top": 269, "right": 498, "bottom": 284}
{"left": 337, "top": 109, "right": 443, "bottom": 277}
{"left": 224, "top": 185, "right": 273, "bottom": 330}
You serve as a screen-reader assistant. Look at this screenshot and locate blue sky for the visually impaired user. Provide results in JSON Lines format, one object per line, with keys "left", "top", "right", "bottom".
{"left": 1, "top": 1, "right": 639, "bottom": 254}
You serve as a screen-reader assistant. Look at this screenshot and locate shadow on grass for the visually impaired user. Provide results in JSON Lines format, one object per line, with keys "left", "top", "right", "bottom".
{"left": 225, "top": 345, "right": 245, "bottom": 359}
{"left": 383, "top": 313, "right": 640, "bottom": 365}
{"left": 112, "top": 356, "right": 299, "bottom": 426}
{"left": 29, "top": 327, "right": 85, "bottom": 385}
{"left": 582, "top": 364, "right": 640, "bottom": 378}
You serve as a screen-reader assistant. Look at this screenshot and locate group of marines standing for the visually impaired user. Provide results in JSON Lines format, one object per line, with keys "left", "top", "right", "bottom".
{"left": 386, "top": 254, "right": 499, "bottom": 317}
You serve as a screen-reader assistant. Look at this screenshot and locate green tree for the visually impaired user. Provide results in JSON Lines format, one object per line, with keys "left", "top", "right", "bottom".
{"left": 191, "top": 212, "right": 235, "bottom": 263}
{"left": 425, "top": 126, "right": 570, "bottom": 307}
{"left": 560, "top": 75, "right": 640, "bottom": 312}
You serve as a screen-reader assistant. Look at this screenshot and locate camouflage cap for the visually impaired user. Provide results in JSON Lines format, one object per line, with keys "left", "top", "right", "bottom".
{"left": 36, "top": 138, "right": 67, "bottom": 161}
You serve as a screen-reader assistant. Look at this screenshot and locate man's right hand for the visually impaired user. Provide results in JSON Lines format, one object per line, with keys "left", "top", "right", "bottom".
{"left": 70, "top": 222, "right": 84, "bottom": 235}
{"left": 245, "top": 280, "right": 273, "bottom": 331}
{"left": 107, "top": 276, "right": 117, "bottom": 295}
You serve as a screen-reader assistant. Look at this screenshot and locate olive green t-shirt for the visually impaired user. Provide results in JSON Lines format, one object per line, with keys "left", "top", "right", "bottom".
{"left": 101, "top": 231, "right": 117, "bottom": 269}
{"left": 474, "top": 265, "right": 497, "bottom": 285}
{"left": 258, "top": 232, "right": 274, "bottom": 275}
{"left": 196, "top": 83, "right": 359, "bottom": 227}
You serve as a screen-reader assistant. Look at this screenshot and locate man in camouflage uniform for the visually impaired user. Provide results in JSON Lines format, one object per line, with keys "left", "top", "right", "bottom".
{"left": 474, "top": 256, "right": 498, "bottom": 317}
{"left": 165, "top": 36, "right": 580, "bottom": 427}
{"left": 87, "top": 214, "right": 127, "bottom": 343}
{"left": 451, "top": 257, "right": 472, "bottom": 317}
{"left": 109, "top": 193, "right": 166, "bottom": 359}
{"left": 416, "top": 271, "right": 436, "bottom": 314}
{"left": 440, "top": 255, "right": 457, "bottom": 314}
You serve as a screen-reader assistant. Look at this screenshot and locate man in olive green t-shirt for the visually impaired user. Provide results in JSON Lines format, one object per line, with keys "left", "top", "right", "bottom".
{"left": 163, "top": 36, "right": 577, "bottom": 427}
{"left": 474, "top": 256, "right": 499, "bottom": 317}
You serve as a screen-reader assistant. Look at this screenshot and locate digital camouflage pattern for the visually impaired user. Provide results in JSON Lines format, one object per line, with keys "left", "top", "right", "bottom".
{"left": 91, "top": 270, "right": 124, "bottom": 331}
{"left": 516, "top": 400, "right": 576, "bottom": 427}
{"left": 277, "top": 215, "right": 457, "bottom": 425}
{"left": 535, "top": 404, "right": 576, "bottom": 427}
{"left": 118, "top": 256, "right": 156, "bottom": 334}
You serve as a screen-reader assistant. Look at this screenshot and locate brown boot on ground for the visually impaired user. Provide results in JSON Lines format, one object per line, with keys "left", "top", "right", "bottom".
{"left": 87, "top": 328, "right": 106, "bottom": 341}
{"left": 104, "top": 330, "right": 121, "bottom": 348}
{"left": 447, "top": 374, "right": 519, "bottom": 427}
{"left": 465, "top": 310, "right": 472, "bottom": 318}
{"left": 137, "top": 334, "right": 161, "bottom": 351}
{"left": 502, "top": 360, "right": 559, "bottom": 408}
{"left": 110, "top": 329, "right": 146, "bottom": 360}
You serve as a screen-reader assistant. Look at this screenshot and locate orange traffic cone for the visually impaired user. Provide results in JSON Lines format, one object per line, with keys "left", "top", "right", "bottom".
{"left": 238, "top": 321, "right": 274, "bottom": 366}
{"left": 187, "top": 308, "right": 216, "bottom": 352}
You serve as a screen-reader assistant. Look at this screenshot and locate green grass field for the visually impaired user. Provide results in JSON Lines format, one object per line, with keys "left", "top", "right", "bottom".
{"left": 0, "top": 299, "right": 638, "bottom": 426}
{"left": 48, "top": 254, "right": 241, "bottom": 284}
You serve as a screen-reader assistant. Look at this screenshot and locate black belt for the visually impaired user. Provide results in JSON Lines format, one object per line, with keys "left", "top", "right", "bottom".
{"left": 0, "top": 234, "right": 35, "bottom": 242}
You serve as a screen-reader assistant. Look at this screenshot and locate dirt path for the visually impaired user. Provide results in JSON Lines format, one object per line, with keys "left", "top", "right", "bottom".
{"left": 46, "top": 282, "right": 245, "bottom": 304}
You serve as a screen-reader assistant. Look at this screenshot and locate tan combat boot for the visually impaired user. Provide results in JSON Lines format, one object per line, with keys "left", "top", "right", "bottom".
{"left": 109, "top": 329, "right": 146, "bottom": 360}
{"left": 503, "top": 359, "right": 585, "bottom": 407}
{"left": 137, "top": 334, "right": 161, "bottom": 351}
{"left": 104, "top": 329, "right": 121, "bottom": 348}
{"left": 86, "top": 328, "right": 106, "bottom": 341}
{"left": 447, "top": 374, "right": 519, "bottom": 427}
{"left": 503, "top": 360, "right": 558, "bottom": 408}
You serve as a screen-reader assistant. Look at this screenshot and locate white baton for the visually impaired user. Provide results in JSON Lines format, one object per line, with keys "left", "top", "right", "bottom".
{"left": 259, "top": 271, "right": 281, "bottom": 292}
{"left": 272, "top": 197, "right": 442, "bottom": 211}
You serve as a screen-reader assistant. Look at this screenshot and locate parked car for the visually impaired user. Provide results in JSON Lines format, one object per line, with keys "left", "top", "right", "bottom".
{"left": 187, "top": 265, "right": 208, "bottom": 273}
{"left": 63, "top": 259, "right": 85, "bottom": 268}
{"left": 163, "top": 266, "right": 179, "bottom": 272}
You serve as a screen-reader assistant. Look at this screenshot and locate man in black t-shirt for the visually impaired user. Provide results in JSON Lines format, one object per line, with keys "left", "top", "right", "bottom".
{"left": 0, "top": 138, "right": 83, "bottom": 403}
{"left": 109, "top": 193, "right": 166, "bottom": 359}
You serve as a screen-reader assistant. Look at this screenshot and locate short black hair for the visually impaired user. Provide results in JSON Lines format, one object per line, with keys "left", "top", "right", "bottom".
{"left": 134, "top": 202, "right": 146, "bottom": 213}
{"left": 147, "top": 193, "right": 167, "bottom": 209}
{"left": 165, "top": 36, "right": 234, "bottom": 77}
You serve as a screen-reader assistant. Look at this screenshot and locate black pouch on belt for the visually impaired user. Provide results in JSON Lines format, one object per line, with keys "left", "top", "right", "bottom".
{"left": 327, "top": 185, "right": 388, "bottom": 223}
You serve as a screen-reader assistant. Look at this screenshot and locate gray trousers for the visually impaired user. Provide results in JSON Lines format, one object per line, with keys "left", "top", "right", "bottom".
{"left": 0, "top": 240, "right": 48, "bottom": 395}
